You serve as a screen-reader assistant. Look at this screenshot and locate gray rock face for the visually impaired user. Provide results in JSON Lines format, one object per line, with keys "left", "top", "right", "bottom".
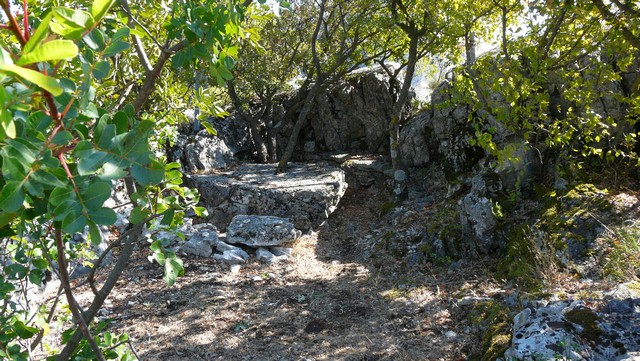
{"left": 171, "top": 133, "right": 233, "bottom": 172}
{"left": 458, "top": 171, "right": 503, "bottom": 254}
{"left": 399, "top": 82, "right": 483, "bottom": 173}
{"left": 187, "top": 163, "right": 347, "bottom": 230}
{"left": 227, "top": 215, "right": 301, "bottom": 247}
{"left": 504, "top": 299, "right": 640, "bottom": 361}
{"left": 306, "top": 70, "right": 397, "bottom": 153}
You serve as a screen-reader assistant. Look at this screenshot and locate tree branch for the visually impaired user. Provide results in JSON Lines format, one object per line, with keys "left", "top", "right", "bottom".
{"left": 117, "top": 0, "right": 153, "bottom": 73}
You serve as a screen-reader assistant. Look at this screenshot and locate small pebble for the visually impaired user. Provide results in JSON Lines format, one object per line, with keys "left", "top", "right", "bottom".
{"left": 230, "top": 264, "right": 242, "bottom": 274}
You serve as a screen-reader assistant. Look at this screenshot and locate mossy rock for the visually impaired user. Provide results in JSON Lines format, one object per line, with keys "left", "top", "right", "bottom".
{"left": 481, "top": 322, "right": 511, "bottom": 361}
{"left": 496, "top": 225, "right": 545, "bottom": 291}
{"left": 466, "top": 301, "right": 512, "bottom": 361}
{"left": 565, "top": 307, "right": 603, "bottom": 343}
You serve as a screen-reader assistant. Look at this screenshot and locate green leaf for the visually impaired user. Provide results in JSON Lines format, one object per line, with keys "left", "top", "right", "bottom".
{"left": 31, "top": 169, "right": 66, "bottom": 188}
{"left": 0, "top": 181, "right": 25, "bottom": 212}
{"left": 112, "top": 27, "right": 130, "bottom": 41}
{"left": 50, "top": 8, "right": 94, "bottom": 40}
{"left": 29, "top": 270, "right": 44, "bottom": 286}
{"left": 97, "top": 162, "right": 127, "bottom": 180}
{"left": 51, "top": 130, "right": 74, "bottom": 145}
{"left": 81, "top": 181, "right": 112, "bottom": 209}
{"left": 201, "top": 121, "right": 217, "bottom": 136}
{"left": 5, "top": 263, "right": 28, "bottom": 279}
{"left": 24, "top": 13, "right": 53, "bottom": 54}
{"left": 160, "top": 208, "right": 175, "bottom": 226}
{"left": 163, "top": 252, "right": 184, "bottom": 286}
{"left": 88, "top": 221, "right": 103, "bottom": 245}
{"left": 194, "top": 206, "right": 208, "bottom": 217}
{"left": 0, "top": 211, "right": 17, "bottom": 228}
{"left": 129, "top": 207, "right": 149, "bottom": 224}
{"left": 32, "top": 258, "right": 48, "bottom": 269}
{"left": 17, "top": 40, "right": 79, "bottom": 66}
{"left": 0, "top": 63, "right": 63, "bottom": 95}
{"left": 90, "top": 0, "right": 116, "bottom": 23}
{"left": 62, "top": 207, "right": 86, "bottom": 234}
{"left": 149, "top": 240, "right": 165, "bottom": 264}
{"left": 92, "top": 60, "right": 110, "bottom": 80}
{"left": 0, "top": 112, "right": 16, "bottom": 140}
{"left": 131, "top": 158, "right": 164, "bottom": 186}
{"left": 13, "top": 320, "right": 38, "bottom": 339}
{"left": 103, "top": 40, "right": 130, "bottom": 58}
{"left": 50, "top": 186, "right": 74, "bottom": 207}
{"left": 88, "top": 207, "right": 116, "bottom": 225}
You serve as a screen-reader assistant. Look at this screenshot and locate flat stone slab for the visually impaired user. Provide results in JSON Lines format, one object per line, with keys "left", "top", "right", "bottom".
{"left": 187, "top": 163, "right": 347, "bottom": 230}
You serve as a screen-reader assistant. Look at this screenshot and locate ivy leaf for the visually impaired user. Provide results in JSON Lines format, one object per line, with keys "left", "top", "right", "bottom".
{"left": 17, "top": 40, "right": 79, "bottom": 66}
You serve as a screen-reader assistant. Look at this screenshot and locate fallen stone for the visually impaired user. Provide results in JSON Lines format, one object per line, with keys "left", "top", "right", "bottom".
{"left": 213, "top": 250, "right": 247, "bottom": 264}
{"left": 216, "top": 242, "right": 250, "bottom": 260}
{"left": 178, "top": 222, "right": 219, "bottom": 257}
{"left": 229, "top": 264, "right": 242, "bottom": 274}
{"left": 227, "top": 215, "right": 301, "bottom": 247}
{"left": 270, "top": 247, "right": 293, "bottom": 257}
{"left": 187, "top": 163, "right": 347, "bottom": 230}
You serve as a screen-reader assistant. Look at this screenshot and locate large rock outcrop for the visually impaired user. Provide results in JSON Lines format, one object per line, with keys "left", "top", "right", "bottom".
{"left": 299, "top": 68, "right": 398, "bottom": 154}
{"left": 186, "top": 163, "right": 347, "bottom": 230}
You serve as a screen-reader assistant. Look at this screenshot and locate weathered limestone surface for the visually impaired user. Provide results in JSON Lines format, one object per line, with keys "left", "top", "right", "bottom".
{"left": 187, "top": 163, "right": 347, "bottom": 230}
{"left": 227, "top": 215, "right": 301, "bottom": 247}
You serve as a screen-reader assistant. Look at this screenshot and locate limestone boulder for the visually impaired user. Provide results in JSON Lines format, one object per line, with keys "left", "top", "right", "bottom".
{"left": 187, "top": 163, "right": 347, "bottom": 230}
{"left": 226, "top": 215, "right": 301, "bottom": 247}
{"left": 504, "top": 299, "right": 640, "bottom": 360}
{"left": 170, "top": 132, "right": 233, "bottom": 172}
{"left": 458, "top": 170, "right": 504, "bottom": 255}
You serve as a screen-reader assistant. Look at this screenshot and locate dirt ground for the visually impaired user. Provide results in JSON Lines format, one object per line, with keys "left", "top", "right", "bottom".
{"left": 87, "top": 182, "right": 507, "bottom": 361}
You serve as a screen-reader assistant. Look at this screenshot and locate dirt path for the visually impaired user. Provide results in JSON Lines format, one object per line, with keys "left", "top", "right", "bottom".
{"left": 94, "top": 182, "right": 502, "bottom": 361}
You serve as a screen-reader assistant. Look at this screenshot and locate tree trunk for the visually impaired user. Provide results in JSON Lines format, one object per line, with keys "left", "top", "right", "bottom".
{"left": 227, "top": 82, "right": 269, "bottom": 163}
{"left": 390, "top": 34, "right": 419, "bottom": 170}
{"left": 465, "top": 31, "right": 477, "bottom": 68}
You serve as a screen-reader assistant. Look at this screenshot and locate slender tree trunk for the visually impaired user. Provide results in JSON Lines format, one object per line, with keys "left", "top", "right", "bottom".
{"left": 465, "top": 31, "right": 477, "bottom": 68}
{"left": 131, "top": 41, "right": 186, "bottom": 114}
{"left": 276, "top": 82, "right": 321, "bottom": 173}
{"left": 390, "top": 34, "right": 419, "bottom": 171}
